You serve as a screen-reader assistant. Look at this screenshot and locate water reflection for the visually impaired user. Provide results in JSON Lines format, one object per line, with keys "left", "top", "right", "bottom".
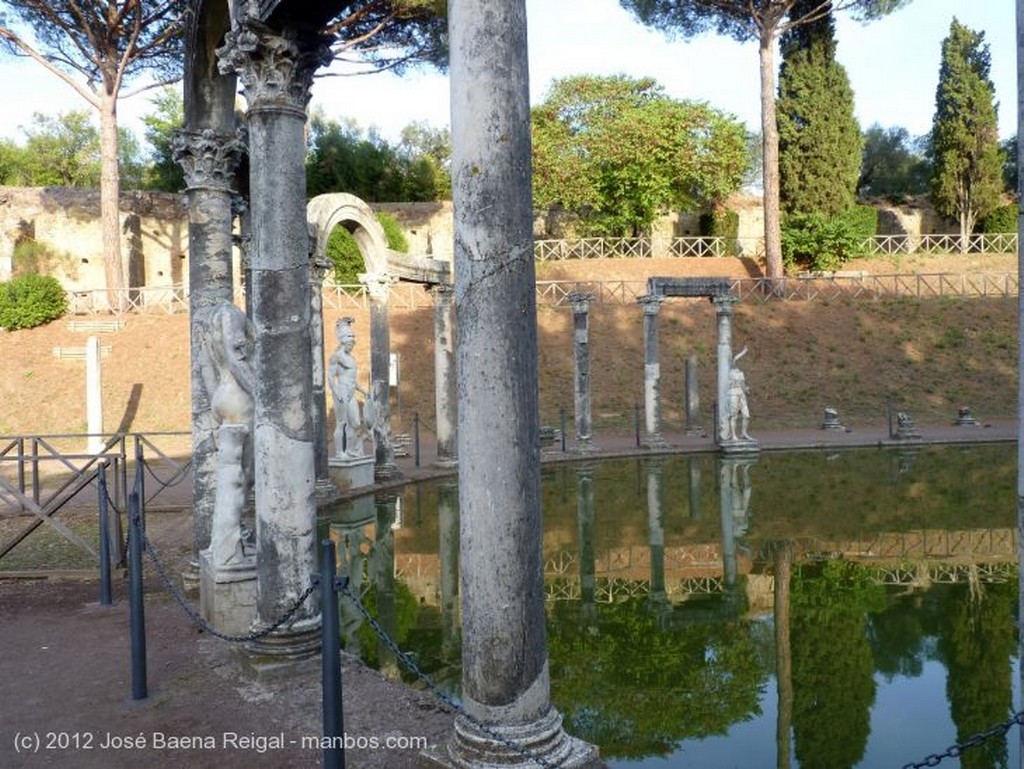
{"left": 320, "top": 444, "right": 1020, "bottom": 768}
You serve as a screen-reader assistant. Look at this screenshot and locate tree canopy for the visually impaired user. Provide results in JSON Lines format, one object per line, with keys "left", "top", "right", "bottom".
{"left": 619, "top": 0, "right": 913, "bottom": 280}
{"left": 929, "top": 18, "right": 1003, "bottom": 243}
{"left": 531, "top": 74, "right": 750, "bottom": 237}
{"left": 858, "top": 124, "right": 930, "bottom": 201}
{"left": 777, "top": 0, "right": 862, "bottom": 217}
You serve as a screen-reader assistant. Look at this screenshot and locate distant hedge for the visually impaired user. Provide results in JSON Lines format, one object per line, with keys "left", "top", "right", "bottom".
{"left": 0, "top": 274, "right": 68, "bottom": 330}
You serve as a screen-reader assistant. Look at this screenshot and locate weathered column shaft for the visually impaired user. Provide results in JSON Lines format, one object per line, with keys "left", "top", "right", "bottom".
{"left": 441, "top": 1, "right": 597, "bottom": 765}
{"left": 639, "top": 295, "right": 666, "bottom": 448}
{"left": 218, "top": 21, "right": 331, "bottom": 646}
{"left": 365, "top": 274, "right": 399, "bottom": 480}
{"left": 309, "top": 255, "right": 331, "bottom": 488}
{"left": 685, "top": 354, "right": 702, "bottom": 434}
{"left": 714, "top": 297, "right": 735, "bottom": 446}
{"left": 85, "top": 336, "right": 104, "bottom": 454}
{"left": 431, "top": 284, "right": 457, "bottom": 467}
{"left": 569, "top": 292, "right": 595, "bottom": 450}
{"left": 174, "top": 128, "right": 245, "bottom": 557}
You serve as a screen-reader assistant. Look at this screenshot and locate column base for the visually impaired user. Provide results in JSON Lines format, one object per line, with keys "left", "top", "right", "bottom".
{"left": 434, "top": 458, "right": 459, "bottom": 470}
{"left": 641, "top": 433, "right": 670, "bottom": 450}
{"left": 314, "top": 476, "right": 338, "bottom": 500}
{"left": 244, "top": 614, "right": 321, "bottom": 663}
{"left": 423, "top": 706, "right": 601, "bottom": 768}
{"left": 571, "top": 439, "right": 600, "bottom": 455}
{"left": 181, "top": 557, "right": 201, "bottom": 596}
{"left": 328, "top": 455, "right": 375, "bottom": 490}
{"left": 199, "top": 550, "right": 257, "bottom": 637}
{"left": 374, "top": 461, "right": 403, "bottom": 483}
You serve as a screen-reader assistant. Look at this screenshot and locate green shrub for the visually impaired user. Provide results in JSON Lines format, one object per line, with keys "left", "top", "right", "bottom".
{"left": 976, "top": 203, "right": 1018, "bottom": 233}
{"left": 0, "top": 274, "right": 68, "bottom": 330}
{"left": 842, "top": 204, "right": 878, "bottom": 240}
{"left": 781, "top": 212, "right": 864, "bottom": 273}
{"left": 698, "top": 207, "right": 740, "bottom": 256}
{"left": 326, "top": 212, "right": 410, "bottom": 284}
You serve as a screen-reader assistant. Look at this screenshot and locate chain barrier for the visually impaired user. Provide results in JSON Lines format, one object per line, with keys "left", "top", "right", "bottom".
{"left": 336, "top": 579, "right": 564, "bottom": 769}
{"left": 143, "top": 457, "right": 192, "bottom": 491}
{"left": 137, "top": 517, "right": 316, "bottom": 644}
{"left": 902, "top": 711, "right": 1024, "bottom": 768}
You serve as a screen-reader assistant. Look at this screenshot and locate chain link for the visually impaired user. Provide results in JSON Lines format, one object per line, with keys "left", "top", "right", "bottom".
{"left": 135, "top": 515, "right": 316, "bottom": 644}
{"left": 337, "top": 580, "right": 564, "bottom": 769}
{"left": 143, "top": 457, "right": 192, "bottom": 491}
{"left": 902, "top": 711, "right": 1024, "bottom": 769}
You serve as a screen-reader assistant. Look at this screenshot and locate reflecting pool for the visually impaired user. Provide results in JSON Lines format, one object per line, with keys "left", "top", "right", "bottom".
{"left": 321, "top": 443, "right": 1021, "bottom": 769}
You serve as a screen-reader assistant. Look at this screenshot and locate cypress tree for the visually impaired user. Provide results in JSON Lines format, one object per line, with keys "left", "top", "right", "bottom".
{"left": 776, "top": 0, "right": 863, "bottom": 217}
{"left": 929, "top": 18, "right": 1003, "bottom": 244}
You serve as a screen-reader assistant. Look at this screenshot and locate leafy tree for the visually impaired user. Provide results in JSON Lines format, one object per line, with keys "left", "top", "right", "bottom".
{"left": 929, "top": 19, "right": 1003, "bottom": 248}
{"left": 777, "top": 0, "right": 862, "bottom": 217}
{"left": 0, "top": 0, "right": 186, "bottom": 304}
{"left": 140, "top": 86, "right": 184, "bottom": 192}
{"left": 858, "top": 124, "right": 930, "bottom": 200}
{"left": 396, "top": 120, "right": 451, "bottom": 199}
{"left": 19, "top": 111, "right": 100, "bottom": 188}
{"left": 531, "top": 74, "right": 750, "bottom": 237}
{"left": 619, "top": 0, "right": 912, "bottom": 282}
{"left": 1000, "top": 135, "right": 1017, "bottom": 195}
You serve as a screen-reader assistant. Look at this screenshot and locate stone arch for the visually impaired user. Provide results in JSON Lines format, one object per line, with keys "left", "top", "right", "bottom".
{"left": 307, "top": 193, "right": 389, "bottom": 277}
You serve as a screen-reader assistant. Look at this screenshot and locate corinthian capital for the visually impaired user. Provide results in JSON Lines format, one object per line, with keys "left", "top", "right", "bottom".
{"left": 216, "top": 20, "right": 334, "bottom": 118}
{"left": 172, "top": 129, "right": 246, "bottom": 192}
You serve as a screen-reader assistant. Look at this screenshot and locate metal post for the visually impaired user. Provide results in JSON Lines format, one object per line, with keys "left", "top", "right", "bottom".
{"left": 414, "top": 412, "right": 420, "bottom": 468}
{"left": 634, "top": 402, "right": 641, "bottom": 448}
{"left": 31, "top": 437, "right": 39, "bottom": 505}
{"left": 134, "top": 435, "right": 145, "bottom": 537}
{"left": 560, "top": 406, "right": 567, "bottom": 453}
{"left": 98, "top": 464, "right": 112, "bottom": 606}
{"left": 16, "top": 437, "right": 25, "bottom": 496}
{"left": 321, "top": 539, "right": 345, "bottom": 769}
{"left": 128, "top": 491, "right": 147, "bottom": 700}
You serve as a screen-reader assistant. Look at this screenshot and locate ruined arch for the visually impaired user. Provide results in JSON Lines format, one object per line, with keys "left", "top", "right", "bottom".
{"left": 307, "top": 193, "right": 390, "bottom": 277}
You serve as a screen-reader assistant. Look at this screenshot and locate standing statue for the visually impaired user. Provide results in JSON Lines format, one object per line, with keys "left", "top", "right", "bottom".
{"left": 328, "top": 317, "right": 375, "bottom": 459}
{"left": 199, "top": 301, "right": 256, "bottom": 570}
{"left": 726, "top": 346, "right": 752, "bottom": 442}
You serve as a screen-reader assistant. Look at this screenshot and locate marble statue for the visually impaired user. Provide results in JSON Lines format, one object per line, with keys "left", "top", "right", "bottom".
{"left": 199, "top": 301, "right": 255, "bottom": 569}
{"left": 328, "top": 317, "right": 375, "bottom": 459}
{"left": 725, "top": 346, "right": 752, "bottom": 442}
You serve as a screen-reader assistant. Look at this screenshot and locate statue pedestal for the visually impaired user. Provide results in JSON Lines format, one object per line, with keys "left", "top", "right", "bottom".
{"left": 199, "top": 550, "right": 257, "bottom": 637}
{"left": 720, "top": 438, "right": 760, "bottom": 455}
{"left": 328, "top": 455, "right": 375, "bottom": 491}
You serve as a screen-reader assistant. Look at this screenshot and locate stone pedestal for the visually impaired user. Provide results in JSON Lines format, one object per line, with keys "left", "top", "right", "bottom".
{"left": 199, "top": 549, "right": 257, "bottom": 637}
{"left": 327, "top": 455, "right": 375, "bottom": 491}
{"left": 720, "top": 438, "right": 760, "bottom": 455}
{"left": 821, "top": 407, "right": 845, "bottom": 431}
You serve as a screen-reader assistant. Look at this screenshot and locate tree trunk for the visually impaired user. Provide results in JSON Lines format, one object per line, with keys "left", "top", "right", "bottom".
{"left": 759, "top": 28, "right": 784, "bottom": 285}
{"left": 99, "top": 90, "right": 125, "bottom": 311}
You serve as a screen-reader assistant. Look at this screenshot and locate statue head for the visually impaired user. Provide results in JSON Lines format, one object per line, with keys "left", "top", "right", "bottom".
{"left": 335, "top": 316, "right": 356, "bottom": 351}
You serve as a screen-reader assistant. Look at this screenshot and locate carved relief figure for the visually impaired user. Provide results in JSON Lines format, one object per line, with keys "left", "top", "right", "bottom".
{"left": 328, "top": 317, "right": 375, "bottom": 459}
{"left": 199, "top": 302, "right": 255, "bottom": 569}
{"left": 726, "top": 346, "right": 752, "bottom": 442}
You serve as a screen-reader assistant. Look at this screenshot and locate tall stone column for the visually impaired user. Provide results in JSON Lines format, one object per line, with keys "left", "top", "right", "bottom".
{"left": 638, "top": 294, "right": 668, "bottom": 449}
{"left": 429, "top": 283, "right": 458, "bottom": 468}
{"left": 684, "top": 354, "right": 703, "bottom": 435}
{"left": 363, "top": 272, "right": 400, "bottom": 481}
{"left": 217, "top": 20, "right": 332, "bottom": 656}
{"left": 309, "top": 251, "right": 334, "bottom": 496}
{"left": 173, "top": 127, "right": 245, "bottom": 578}
{"left": 712, "top": 296, "right": 737, "bottom": 447}
{"left": 431, "top": 1, "right": 598, "bottom": 765}
{"left": 569, "top": 292, "right": 598, "bottom": 454}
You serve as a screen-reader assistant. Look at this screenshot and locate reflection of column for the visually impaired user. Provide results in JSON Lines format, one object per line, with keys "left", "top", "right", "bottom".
{"left": 569, "top": 292, "right": 598, "bottom": 454}
{"left": 438, "top": 1, "right": 597, "bottom": 764}
{"left": 173, "top": 127, "right": 245, "bottom": 575}
{"left": 688, "top": 455, "right": 702, "bottom": 520}
{"left": 575, "top": 464, "right": 596, "bottom": 612}
{"left": 712, "top": 296, "right": 736, "bottom": 447}
{"left": 773, "top": 543, "right": 794, "bottom": 769}
{"left": 310, "top": 252, "right": 333, "bottom": 495}
{"left": 638, "top": 294, "right": 668, "bottom": 449}
{"left": 218, "top": 20, "right": 332, "bottom": 656}
{"left": 373, "top": 493, "right": 398, "bottom": 679}
{"left": 364, "top": 273, "right": 400, "bottom": 481}
{"left": 429, "top": 283, "right": 458, "bottom": 468}
{"left": 438, "top": 480, "right": 460, "bottom": 658}
{"left": 719, "top": 457, "right": 755, "bottom": 589}
{"left": 646, "top": 458, "right": 667, "bottom": 607}
{"left": 330, "top": 520, "right": 371, "bottom": 657}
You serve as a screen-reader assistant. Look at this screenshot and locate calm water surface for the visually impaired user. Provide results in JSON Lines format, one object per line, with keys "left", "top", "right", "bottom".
{"left": 322, "top": 444, "right": 1020, "bottom": 769}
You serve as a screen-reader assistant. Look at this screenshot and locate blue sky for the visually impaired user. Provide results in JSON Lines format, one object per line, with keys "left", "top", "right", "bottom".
{"left": 0, "top": 0, "right": 1015, "bottom": 144}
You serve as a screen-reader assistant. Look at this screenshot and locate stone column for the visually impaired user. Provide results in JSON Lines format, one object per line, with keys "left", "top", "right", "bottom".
{"left": 217, "top": 20, "right": 332, "bottom": 657}
{"left": 432, "top": 0, "right": 597, "bottom": 765}
{"left": 309, "top": 251, "right": 333, "bottom": 496}
{"left": 173, "top": 127, "right": 245, "bottom": 576}
{"left": 684, "top": 354, "right": 703, "bottom": 435}
{"left": 638, "top": 294, "right": 668, "bottom": 449}
{"left": 85, "top": 336, "right": 104, "bottom": 454}
{"left": 363, "top": 272, "right": 400, "bottom": 481}
{"left": 569, "top": 292, "right": 598, "bottom": 454}
{"left": 646, "top": 458, "right": 667, "bottom": 607}
{"left": 712, "top": 296, "right": 737, "bottom": 447}
{"left": 429, "top": 283, "right": 458, "bottom": 468}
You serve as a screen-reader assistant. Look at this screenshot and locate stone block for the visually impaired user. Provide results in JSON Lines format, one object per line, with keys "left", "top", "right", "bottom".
{"left": 199, "top": 550, "right": 257, "bottom": 637}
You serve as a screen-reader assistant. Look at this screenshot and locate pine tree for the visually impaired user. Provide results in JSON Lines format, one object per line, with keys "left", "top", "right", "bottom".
{"left": 776, "top": 0, "right": 862, "bottom": 217}
{"left": 929, "top": 18, "right": 1003, "bottom": 247}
